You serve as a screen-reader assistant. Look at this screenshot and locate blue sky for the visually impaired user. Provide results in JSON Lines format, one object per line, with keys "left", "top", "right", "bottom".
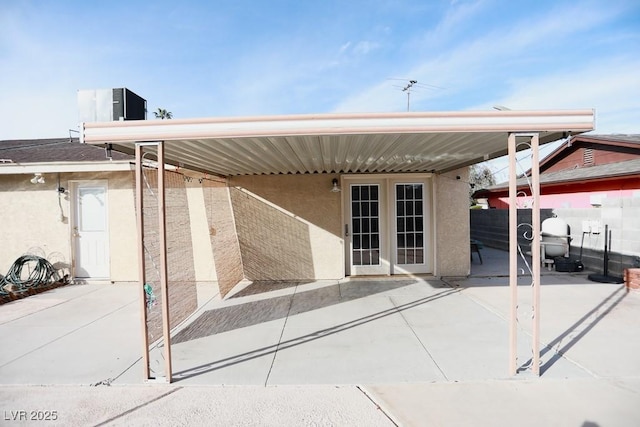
{"left": 1, "top": 0, "right": 639, "bottom": 178}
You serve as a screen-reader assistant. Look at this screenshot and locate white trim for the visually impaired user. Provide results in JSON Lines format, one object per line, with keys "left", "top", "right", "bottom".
{"left": 0, "top": 161, "right": 133, "bottom": 174}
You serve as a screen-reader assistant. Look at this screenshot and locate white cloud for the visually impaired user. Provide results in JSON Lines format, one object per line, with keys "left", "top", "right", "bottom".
{"left": 353, "top": 41, "right": 380, "bottom": 55}
{"left": 480, "top": 56, "right": 640, "bottom": 133}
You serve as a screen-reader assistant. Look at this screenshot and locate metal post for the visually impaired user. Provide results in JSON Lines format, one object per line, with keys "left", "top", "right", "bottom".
{"left": 508, "top": 133, "right": 518, "bottom": 375}
{"left": 531, "top": 133, "right": 541, "bottom": 375}
{"left": 135, "top": 144, "right": 150, "bottom": 380}
{"left": 157, "top": 141, "right": 173, "bottom": 382}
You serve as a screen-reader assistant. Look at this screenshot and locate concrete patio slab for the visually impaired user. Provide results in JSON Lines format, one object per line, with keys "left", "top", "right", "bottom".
{"left": 0, "top": 284, "right": 140, "bottom": 385}
{"left": 1, "top": 246, "right": 639, "bottom": 425}
{"left": 365, "top": 377, "right": 640, "bottom": 427}
{"left": 0, "top": 384, "right": 394, "bottom": 426}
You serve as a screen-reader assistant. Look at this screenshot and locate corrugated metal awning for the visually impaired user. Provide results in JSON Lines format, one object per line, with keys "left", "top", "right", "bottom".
{"left": 80, "top": 110, "right": 595, "bottom": 176}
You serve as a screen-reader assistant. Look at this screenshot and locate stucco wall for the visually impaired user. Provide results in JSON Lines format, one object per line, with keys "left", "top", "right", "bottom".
{"left": 435, "top": 168, "right": 471, "bottom": 277}
{"left": 0, "top": 171, "right": 139, "bottom": 282}
{"left": 229, "top": 174, "right": 343, "bottom": 281}
{"left": 0, "top": 174, "right": 72, "bottom": 273}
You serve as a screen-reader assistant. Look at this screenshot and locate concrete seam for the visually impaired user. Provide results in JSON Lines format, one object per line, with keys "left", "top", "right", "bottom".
{"left": 263, "top": 283, "right": 298, "bottom": 386}
{"left": 355, "top": 385, "right": 400, "bottom": 426}
{"left": 389, "top": 295, "right": 449, "bottom": 381}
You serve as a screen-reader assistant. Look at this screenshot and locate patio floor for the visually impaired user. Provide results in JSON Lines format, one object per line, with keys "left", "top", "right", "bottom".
{"left": 1, "top": 247, "right": 639, "bottom": 386}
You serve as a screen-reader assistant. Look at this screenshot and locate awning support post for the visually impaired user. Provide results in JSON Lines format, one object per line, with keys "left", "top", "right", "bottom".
{"left": 157, "top": 141, "right": 173, "bottom": 382}
{"left": 135, "top": 142, "right": 172, "bottom": 383}
{"left": 508, "top": 132, "right": 542, "bottom": 376}
{"left": 508, "top": 133, "right": 518, "bottom": 376}
{"left": 531, "top": 133, "right": 541, "bottom": 375}
{"left": 135, "top": 144, "right": 150, "bottom": 380}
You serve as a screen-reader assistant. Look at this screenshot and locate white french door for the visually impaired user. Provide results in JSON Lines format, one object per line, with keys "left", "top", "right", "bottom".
{"left": 72, "top": 181, "right": 110, "bottom": 279}
{"left": 348, "top": 180, "right": 388, "bottom": 275}
{"left": 345, "top": 175, "right": 432, "bottom": 276}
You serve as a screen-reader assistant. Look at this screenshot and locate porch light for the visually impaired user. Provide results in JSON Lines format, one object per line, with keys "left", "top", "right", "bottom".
{"left": 30, "top": 173, "right": 45, "bottom": 184}
{"left": 330, "top": 178, "right": 341, "bottom": 193}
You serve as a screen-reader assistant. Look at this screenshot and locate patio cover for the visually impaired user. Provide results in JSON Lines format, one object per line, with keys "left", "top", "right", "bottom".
{"left": 80, "top": 110, "right": 595, "bottom": 177}
{"left": 79, "top": 109, "right": 595, "bottom": 382}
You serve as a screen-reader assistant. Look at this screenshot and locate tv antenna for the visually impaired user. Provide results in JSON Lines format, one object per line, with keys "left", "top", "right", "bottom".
{"left": 389, "top": 78, "right": 443, "bottom": 111}
{"left": 402, "top": 80, "right": 417, "bottom": 111}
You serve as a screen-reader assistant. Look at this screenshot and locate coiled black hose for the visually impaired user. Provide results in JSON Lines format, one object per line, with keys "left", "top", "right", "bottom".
{"left": 0, "top": 255, "right": 60, "bottom": 294}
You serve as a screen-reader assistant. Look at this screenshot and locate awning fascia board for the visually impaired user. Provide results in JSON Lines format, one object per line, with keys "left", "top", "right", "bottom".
{"left": 82, "top": 110, "right": 595, "bottom": 143}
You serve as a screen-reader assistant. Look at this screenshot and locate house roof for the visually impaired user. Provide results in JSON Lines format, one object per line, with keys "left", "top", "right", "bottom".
{"left": 476, "top": 157, "right": 640, "bottom": 196}
{"left": 577, "top": 134, "right": 640, "bottom": 145}
{"left": 0, "top": 138, "right": 134, "bottom": 174}
{"left": 80, "top": 110, "right": 595, "bottom": 177}
{"left": 537, "top": 133, "right": 640, "bottom": 172}
{"left": 0, "top": 138, "right": 132, "bottom": 163}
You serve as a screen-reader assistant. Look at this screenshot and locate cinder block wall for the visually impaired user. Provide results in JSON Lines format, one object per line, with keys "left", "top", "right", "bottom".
{"left": 555, "top": 195, "right": 640, "bottom": 277}
{"left": 470, "top": 194, "right": 640, "bottom": 277}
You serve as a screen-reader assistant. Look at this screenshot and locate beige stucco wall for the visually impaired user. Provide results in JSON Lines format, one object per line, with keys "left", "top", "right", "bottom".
{"left": 0, "top": 171, "right": 139, "bottom": 282}
{"left": 1, "top": 168, "right": 471, "bottom": 288}
{"left": 434, "top": 167, "right": 471, "bottom": 277}
{"left": 229, "top": 174, "right": 343, "bottom": 281}
{"left": 0, "top": 170, "right": 221, "bottom": 286}
{"left": 0, "top": 174, "right": 72, "bottom": 273}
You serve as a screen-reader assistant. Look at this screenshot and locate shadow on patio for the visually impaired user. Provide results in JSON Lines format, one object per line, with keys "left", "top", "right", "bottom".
{"left": 172, "top": 278, "right": 443, "bottom": 344}
{"left": 171, "top": 283, "right": 459, "bottom": 382}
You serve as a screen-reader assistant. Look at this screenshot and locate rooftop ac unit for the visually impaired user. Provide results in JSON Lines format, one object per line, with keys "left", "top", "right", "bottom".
{"left": 78, "top": 88, "right": 146, "bottom": 122}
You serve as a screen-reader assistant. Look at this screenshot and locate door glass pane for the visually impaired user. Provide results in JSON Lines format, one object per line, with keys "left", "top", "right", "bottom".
{"left": 395, "top": 184, "right": 424, "bottom": 265}
{"left": 351, "top": 184, "right": 381, "bottom": 266}
{"left": 371, "top": 202, "right": 378, "bottom": 216}
{"left": 79, "top": 188, "right": 106, "bottom": 231}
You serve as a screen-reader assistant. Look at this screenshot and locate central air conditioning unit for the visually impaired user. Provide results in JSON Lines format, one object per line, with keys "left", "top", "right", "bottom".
{"left": 78, "top": 88, "right": 147, "bottom": 122}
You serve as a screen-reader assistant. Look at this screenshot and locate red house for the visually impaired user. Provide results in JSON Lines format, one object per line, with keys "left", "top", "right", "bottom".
{"left": 474, "top": 134, "right": 640, "bottom": 209}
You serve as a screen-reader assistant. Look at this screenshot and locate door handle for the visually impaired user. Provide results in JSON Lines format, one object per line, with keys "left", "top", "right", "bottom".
{"left": 73, "top": 226, "right": 79, "bottom": 237}
{"left": 345, "top": 224, "right": 349, "bottom": 237}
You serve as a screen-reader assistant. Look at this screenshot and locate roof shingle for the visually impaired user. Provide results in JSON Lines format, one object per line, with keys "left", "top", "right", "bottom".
{"left": 0, "top": 138, "right": 132, "bottom": 164}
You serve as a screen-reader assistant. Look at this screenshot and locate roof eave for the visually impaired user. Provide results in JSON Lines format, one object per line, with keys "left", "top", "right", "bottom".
{"left": 0, "top": 161, "right": 134, "bottom": 174}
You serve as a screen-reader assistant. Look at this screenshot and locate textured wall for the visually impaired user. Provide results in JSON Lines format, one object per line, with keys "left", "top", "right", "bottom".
{"left": 0, "top": 174, "right": 71, "bottom": 272}
{"left": 0, "top": 171, "right": 139, "bottom": 281}
{"left": 230, "top": 174, "right": 342, "bottom": 236}
{"left": 435, "top": 168, "right": 471, "bottom": 277}
{"left": 230, "top": 174, "right": 343, "bottom": 281}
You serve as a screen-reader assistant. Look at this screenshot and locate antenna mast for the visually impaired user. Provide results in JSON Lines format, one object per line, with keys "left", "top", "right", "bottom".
{"left": 403, "top": 80, "right": 417, "bottom": 111}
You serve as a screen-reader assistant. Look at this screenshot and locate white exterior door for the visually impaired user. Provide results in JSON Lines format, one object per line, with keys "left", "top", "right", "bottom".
{"left": 391, "top": 180, "right": 431, "bottom": 274}
{"left": 345, "top": 175, "right": 431, "bottom": 276}
{"left": 73, "top": 181, "right": 110, "bottom": 279}
{"left": 347, "top": 181, "right": 389, "bottom": 275}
